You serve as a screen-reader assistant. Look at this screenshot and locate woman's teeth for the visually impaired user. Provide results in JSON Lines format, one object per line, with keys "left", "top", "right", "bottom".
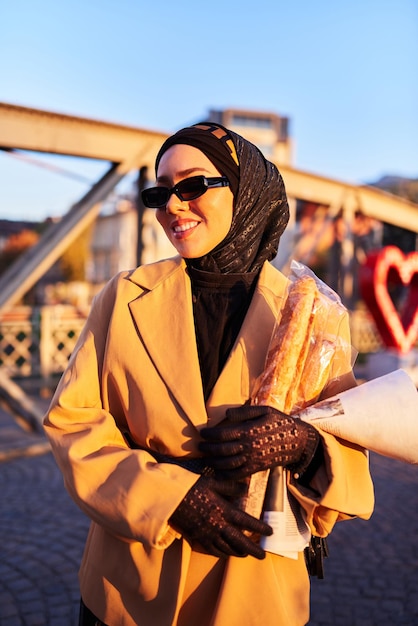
{"left": 173, "top": 221, "right": 199, "bottom": 233}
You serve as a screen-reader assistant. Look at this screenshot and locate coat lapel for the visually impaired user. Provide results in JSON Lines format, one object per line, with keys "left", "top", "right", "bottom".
{"left": 127, "top": 258, "right": 207, "bottom": 429}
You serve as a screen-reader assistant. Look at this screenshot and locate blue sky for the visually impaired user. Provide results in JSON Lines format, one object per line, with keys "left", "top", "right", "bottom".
{"left": 1, "top": 0, "right": 417, "bottom": 221}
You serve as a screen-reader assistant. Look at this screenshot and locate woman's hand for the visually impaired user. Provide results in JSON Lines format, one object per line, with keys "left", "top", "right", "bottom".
{"left": 169, "top": 475, "right": 272, "bottom": 559}
{"left": 199, "top": 405, "right": 320, "bottom": 479}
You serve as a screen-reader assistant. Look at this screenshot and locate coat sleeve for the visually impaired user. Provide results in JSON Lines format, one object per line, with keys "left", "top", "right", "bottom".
{"left": 287, "top": 308, "right": 375, "bottom": 537}
{"left": 43, "top": 276, "right": 198, "bottom": 550}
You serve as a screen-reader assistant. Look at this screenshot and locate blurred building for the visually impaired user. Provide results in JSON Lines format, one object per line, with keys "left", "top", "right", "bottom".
{"left": 87, "top": 199, "right": 138, "bottom": 284}
{"left": 208, "top": 108, "right": 292, "bottom": 165}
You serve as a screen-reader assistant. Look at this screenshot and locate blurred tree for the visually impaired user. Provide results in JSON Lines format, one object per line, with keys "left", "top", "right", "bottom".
{"left": 375, "top": 177, "right": 418, "bottom": 204}
{"left": 0, "top": 229, "right": 39, "bottom": 275}
{"left": 59, "top": 225, "right": 93, "bottom": 281}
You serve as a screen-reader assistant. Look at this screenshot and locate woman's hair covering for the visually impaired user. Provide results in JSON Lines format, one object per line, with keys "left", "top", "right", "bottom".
{"left": 155, "top": 122, "right": 290, "bottom": 274}
{"left": 155, "top": 123, "right": 240, "bottom": 198}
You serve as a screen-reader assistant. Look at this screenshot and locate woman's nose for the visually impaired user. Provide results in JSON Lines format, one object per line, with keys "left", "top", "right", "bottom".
{"left": 165, "top": 193, "right": 185, "bottom": 214}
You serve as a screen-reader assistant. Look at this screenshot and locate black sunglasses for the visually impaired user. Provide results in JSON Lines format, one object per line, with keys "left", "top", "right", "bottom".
{"left": 141, "top": 175, "right": 230, "bottom": 209}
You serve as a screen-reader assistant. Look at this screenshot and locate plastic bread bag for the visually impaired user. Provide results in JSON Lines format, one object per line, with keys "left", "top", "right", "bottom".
{"left": 241, "top": 261, "right": 352, "bottom": 523}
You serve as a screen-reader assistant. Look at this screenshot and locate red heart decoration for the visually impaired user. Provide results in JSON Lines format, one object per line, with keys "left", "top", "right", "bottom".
{"left": 359, "top": 246, "right": 418, "bottom": 353}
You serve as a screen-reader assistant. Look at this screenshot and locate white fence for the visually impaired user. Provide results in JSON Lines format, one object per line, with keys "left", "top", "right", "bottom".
{"left": 0, "top": 306, "right": 86, "bottom": 380}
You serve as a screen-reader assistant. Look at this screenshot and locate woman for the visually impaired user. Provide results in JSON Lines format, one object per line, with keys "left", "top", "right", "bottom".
{"left": 44, "top": 122, "right": 374, "bottom": 626}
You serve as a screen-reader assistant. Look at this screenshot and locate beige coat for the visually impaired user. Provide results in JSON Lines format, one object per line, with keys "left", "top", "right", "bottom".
{"left": 44, "top": 257, "right": 374, "bottom": 626}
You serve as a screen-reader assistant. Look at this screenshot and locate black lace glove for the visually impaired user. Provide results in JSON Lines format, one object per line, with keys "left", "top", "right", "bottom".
{"left": 199, "top": 405, "right": 320, "bottom": 480}
{"left": 169, "top": 475, "right": 272, "bottom": 559}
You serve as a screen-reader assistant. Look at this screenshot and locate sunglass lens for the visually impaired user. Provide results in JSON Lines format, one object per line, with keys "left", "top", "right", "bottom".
{"left": 142, "top": 187, "right": 168, "bottom": 208}
{"left": 177, "top": 177, "right": 206, "bottom": 201}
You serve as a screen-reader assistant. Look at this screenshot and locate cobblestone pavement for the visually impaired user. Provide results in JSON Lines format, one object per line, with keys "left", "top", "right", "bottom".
{"left": 1, "top": 396, "right": 418, "bottom": 625}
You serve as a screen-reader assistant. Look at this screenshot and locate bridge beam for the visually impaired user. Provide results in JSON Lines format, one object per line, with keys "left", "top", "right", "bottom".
{"left": 0, "top": 102, "right": 167, "bottom": 166}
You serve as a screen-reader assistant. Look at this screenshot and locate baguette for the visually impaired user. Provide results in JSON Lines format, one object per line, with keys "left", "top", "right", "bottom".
{"left": 252, "top": 275, "right": 318, "bottom": 412}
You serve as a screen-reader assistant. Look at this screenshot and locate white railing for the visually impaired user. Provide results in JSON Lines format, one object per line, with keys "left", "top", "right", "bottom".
{"left": 0, "top": 304, "right": 392, "bottom": 383}
{"left": 0, "top": 306, "right": 86, "bottom": 380}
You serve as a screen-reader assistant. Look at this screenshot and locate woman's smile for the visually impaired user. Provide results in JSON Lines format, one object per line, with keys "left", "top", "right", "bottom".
{"left": 171, "top": 219, "right": 200, "bottom": 237}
